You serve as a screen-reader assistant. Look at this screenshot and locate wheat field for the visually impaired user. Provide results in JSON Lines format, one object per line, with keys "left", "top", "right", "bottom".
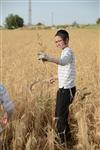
{"left": 0, "top": 27, "right": 100, "bottom": 150}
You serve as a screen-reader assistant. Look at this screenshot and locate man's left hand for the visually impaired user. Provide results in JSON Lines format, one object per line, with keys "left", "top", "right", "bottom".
{"left": 37, "top": 52, "right": 51, "bottom": 62}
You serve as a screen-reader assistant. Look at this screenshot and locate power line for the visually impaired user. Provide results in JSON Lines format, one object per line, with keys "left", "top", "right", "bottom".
{"left": 51, "top": 12, "right": 54, "bottom": 26}
{"left": 28, "top": 0, "right": 32, "bottom": 25}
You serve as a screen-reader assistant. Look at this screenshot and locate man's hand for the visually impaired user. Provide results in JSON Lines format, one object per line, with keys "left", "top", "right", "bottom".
{"left": 49, "top": 76, "right": 58, "bottom": 84}
{"left": 37, "top": 52, "right": 51, "bottom": 62}
{"left": 49, "top": 77, "right": 56, "bottom": 84}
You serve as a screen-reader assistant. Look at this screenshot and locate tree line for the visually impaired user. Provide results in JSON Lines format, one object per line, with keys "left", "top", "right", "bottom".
{"left": 2, "top": 14, "right": 100, "bottom": 29}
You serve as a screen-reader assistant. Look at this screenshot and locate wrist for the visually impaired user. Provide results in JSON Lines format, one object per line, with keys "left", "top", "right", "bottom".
{"left": 49, "top": 57, "right": 59, "bottom": 64}
{"left": 48, "top": 56, "right": 53, "bottom": 62}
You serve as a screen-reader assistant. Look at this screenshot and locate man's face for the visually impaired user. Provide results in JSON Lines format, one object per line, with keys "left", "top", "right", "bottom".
{"left": 55, "top": 36, "right": 66, "bottom": 49}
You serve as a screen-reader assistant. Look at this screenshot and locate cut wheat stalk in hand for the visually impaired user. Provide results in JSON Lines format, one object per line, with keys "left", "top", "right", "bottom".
{"left": 30, "top": 77, "right": 57, "bottom": 92}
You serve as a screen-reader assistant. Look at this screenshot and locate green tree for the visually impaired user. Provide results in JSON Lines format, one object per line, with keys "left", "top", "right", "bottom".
{"left": 36, "top": 22, "right": 44, "bottom": 26}
{"left": 96, "top": 18, "right": 100, "bottom": 24}
{"left": 5, "top": 14, "right": 24, "bottom": 29}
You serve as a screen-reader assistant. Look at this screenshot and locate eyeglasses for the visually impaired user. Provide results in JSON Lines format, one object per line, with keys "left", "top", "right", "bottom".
{"left": 55, "top": 39, "right": 63, "bottom": 43}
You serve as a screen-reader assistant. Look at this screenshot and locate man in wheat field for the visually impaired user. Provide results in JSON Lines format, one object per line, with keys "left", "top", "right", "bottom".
{"left": 38, "top": 29, "right": 76, "bottom": 145}
{"left": 0, "top": 84, "right": 14, "bottom": 133}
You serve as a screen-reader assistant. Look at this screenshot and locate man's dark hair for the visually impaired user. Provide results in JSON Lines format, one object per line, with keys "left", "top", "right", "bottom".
{"left": 55, "top": 30, "right": 69, "bottom": 43}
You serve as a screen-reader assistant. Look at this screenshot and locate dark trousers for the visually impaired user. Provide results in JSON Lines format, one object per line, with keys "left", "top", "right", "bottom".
{"left": 55, "top": 86, "right": 76, "bottom": 143}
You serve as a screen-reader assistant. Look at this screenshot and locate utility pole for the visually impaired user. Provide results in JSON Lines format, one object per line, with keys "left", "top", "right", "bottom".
{"left": 28, "top": 0, "right": 32, "bottom": 26}
{"left": 51, "top": 12, "right": 54, "bottom": 26}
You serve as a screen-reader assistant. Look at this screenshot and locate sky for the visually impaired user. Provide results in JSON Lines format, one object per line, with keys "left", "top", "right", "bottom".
{"left": 0, "top": 0, "right": 100, "bottom": 26}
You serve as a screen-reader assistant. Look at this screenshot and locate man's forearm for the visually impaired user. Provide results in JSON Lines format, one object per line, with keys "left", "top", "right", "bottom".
{"left": 38, "top": 52, "right": 63, "bottom": 65}
{"left": 48, "top": 57, "right": 60, "bottom": 65}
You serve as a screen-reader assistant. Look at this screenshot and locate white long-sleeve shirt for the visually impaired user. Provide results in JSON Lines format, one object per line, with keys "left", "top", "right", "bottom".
{"left": 0, "top": 84, "right": 14, "bottom": 114}
{"left": 58, "top": 47, "right": 76, "bottom": 89}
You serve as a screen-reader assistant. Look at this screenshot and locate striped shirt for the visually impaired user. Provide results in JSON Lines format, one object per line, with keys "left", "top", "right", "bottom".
{"left": 58, "top": 47, "right": 76, "bottom": 89}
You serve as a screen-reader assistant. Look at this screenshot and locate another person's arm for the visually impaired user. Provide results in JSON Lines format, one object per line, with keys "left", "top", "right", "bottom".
{"left": 0, "top": 84, "right": 14, "bottom": 124}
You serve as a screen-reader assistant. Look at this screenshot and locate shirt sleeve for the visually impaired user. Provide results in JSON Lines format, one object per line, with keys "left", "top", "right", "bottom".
{"left": 59, "top": 50, "right": 73, "bottom": 66}
{"left": 0, "top": 84, "right": 14, "bottom": 114}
